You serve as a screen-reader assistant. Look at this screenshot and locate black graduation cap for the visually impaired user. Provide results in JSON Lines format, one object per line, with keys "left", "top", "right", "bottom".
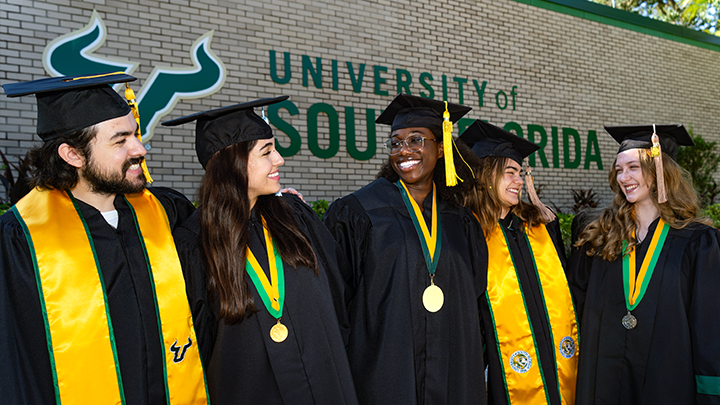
{"left": 162, "top": 96, "right": 289, "bottom": 168}
{"left": 605, "top": 124, "right": 694, "bottom": 161}
{"left": 458, "top": 119, "right": 539, "bottom": 164}
{"left": 2, "top": 72, "right": 136, "bottom": 141}
{"left": 375, "top": 93, "right": 471, "bottom": 135}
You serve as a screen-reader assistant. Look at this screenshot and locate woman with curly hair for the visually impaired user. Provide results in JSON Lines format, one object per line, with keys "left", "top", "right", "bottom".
{"left": 323, "top": 94, "right": 488, "bottom": 405}
{"left": 570, "top": 124, "right": 720, "bottom": 405}
{"left": 459, "top": 119, "right": 579, "bottom": 405}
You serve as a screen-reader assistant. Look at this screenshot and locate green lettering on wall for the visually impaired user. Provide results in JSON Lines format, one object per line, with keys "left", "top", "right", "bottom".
{"left": 307, "top": 103, "right": 339, "bottom": 159}
{"left": 563, "top": 127, "right": 581, "bottom": 169}
{"left": 504, "top": 122, "right": 524, "bottom": 139}
{"left": 396, "top": 69, "right": 412, "bottom": 95}
{"left": 374, "top": 65, "right": 388, "bottom": 96}
{"left": 269, "top": 99, "right": 300, "bottom": 157}
{"left": 527, "top": 124, "right": 549, "bottom": 168}
{"left": 584, "top": 130, "right": 603, "bottom": 170}
{"left": 473, "top": 80, "right": 487, "bottom": 107}
{"left": 454, "top": 77, "right": 468, "bottom": 105}
{"left": 551, "top": 127, "right": 560, "bottom": 168}
{"left": 442, "top": 75, "right": 448, "bottom": 101}
{"left": 458, "top": 118, "right": 474, "bottom": 136}
{"left": 496, "top": 91, "right": 508, "bottom": 110}
{"left": 269, "top": 50, "right": 291, "bottom": 85}
{"left": 420, "top": 72, "right": 434, "bottom": 98}
{"left": 332, "top": 59, "right": 339, "bottom": 91}
{"left": 347, "top": 61, "right": 365, "bottom": 93}
{"left": 302, "top": 55, "right": 322, "bottom": 89}
{"left": 344, "top": 107, "right": 376, "bottom": 161}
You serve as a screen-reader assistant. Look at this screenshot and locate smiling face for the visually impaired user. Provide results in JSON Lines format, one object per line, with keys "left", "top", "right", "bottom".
{"left": 80, "top": 112, "right": 147, "bottom": 196}
{"left": 496, "top": 158, "right": 524, "bottom": 217}
{"left": 615, "top": 149, "right": 653, "bottom": 205}
{"left": 389, "top": 127, "right": 442, "bottom": 190}
{"left": 247, "top": 136, "right": 285, "bottom": 209}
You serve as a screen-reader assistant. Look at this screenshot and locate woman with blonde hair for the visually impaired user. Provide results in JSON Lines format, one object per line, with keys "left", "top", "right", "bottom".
{"left": 570, "top": 124, "right": 720, "bottom": 405}
{"left": 459, "top": 119, "right": 579, "bottom": 405}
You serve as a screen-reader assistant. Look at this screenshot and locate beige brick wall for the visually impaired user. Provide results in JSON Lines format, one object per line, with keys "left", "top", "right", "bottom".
{"left": 1, "top": 0, "right": 719, "bottom": 210}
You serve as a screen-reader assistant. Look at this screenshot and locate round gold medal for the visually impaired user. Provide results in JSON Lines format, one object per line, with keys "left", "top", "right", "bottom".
{"left": 422, "top": 284, "right": 444, "bottom": 313}
{"left": 270, "top": 321, "right": 288, "bottom": 343}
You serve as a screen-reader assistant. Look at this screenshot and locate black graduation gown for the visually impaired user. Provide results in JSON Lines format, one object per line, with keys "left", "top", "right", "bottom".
{"left": 482, "top": 215, "right": 572, "bottom": 405}
{"left": 0, "top": 187, "right": 197, "bottom": 404}
{"left": 174, "top": 194, "right": 358, "bottom": 405}
{"left": 322, "top": 178, "right": 489, "bottom": 405}
{"left": 568, "top": 218, "right": 720, "bottom": 405}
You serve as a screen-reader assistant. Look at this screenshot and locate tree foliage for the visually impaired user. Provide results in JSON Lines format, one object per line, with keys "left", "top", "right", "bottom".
{"left": 590, "top": 0, "right": 720, "bottom": 36}
{"left": 676, "top": 130, "right": 720, "bottom": 207}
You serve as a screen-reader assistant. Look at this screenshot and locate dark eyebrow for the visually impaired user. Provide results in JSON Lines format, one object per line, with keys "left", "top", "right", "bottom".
{"left": 258, "top": 140, "right": 274, "bottom": 151}
{"left": 109, "top": 122, "right": 139, "bottom": 140}
{"left": 505, "top": 165, "right": 519, "bottom": 171}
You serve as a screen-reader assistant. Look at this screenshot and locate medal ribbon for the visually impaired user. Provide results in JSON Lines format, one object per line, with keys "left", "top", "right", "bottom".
{"left": 395, "top": 180, "right": 441, "bottom": 275}
{"left": 524, "top": 224, "right": 578, "bottom": 405}
{"left": 245, "top": 217, "right": 285, "bottom": 319}
{"left": 622, "top": 218, "right": 670, "bottom": 311}
{"left": 14, "top": 188, "right": 208, "bottom": 405}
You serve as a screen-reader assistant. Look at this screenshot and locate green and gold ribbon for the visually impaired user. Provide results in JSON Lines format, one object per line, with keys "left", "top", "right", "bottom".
{"left": 395, "top": 180, "right": 441, "bottom": 276}
{"left": 245, "top": 217, "right": 285, "bottom": 319}
{"left": 622, "top": 218, "right": 670, "bottom": 311}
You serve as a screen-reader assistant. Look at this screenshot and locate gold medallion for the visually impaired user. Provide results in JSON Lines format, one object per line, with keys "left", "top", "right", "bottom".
{"left": 270, "top": 320, "right": 288, "bottom": 343}
{"left": 423, "top": 283, "right": 444, "bottom": 312}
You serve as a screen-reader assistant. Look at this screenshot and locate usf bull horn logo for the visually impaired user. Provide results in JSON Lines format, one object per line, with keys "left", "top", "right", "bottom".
{"left": 170, "top": 337, "right": 193, "bottom": 363}
{"left": 42, "top": 10, "right": 226, "bottom": 142}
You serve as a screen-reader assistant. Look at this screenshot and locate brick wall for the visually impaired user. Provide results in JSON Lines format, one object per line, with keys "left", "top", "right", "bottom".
{"left": 1, "top": 0, "right": 719, "bottom": 210}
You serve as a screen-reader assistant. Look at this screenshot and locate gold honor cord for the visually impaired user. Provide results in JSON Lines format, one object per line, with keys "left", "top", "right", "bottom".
{"left": 486, "top": 224, "right": 549, "bottom": 405}
{"left": 14, "top": 188, "right": 125, "bottom": 404}
{"left": 126, "top": 190, "right": 209, "bottom": 404}
{"left": 621, "top": 219, "right": 670, "bottom": 330}
{"left": 524, "top": 224, "right": 578, "bottom": 405}
{"left": 245, "top": 217, "right": 288, "bottom": 343}
{"left": 395, "top": 180, "right": 444, "bottom": 312}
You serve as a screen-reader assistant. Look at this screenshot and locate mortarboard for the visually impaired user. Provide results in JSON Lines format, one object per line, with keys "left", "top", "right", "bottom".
{"left": 2, "top": 72, "right": 136, "bottom": 141}
{"left": 605, "top": 123, "right": 694, "bottom": 161}
{"left": 376, "top": 93, "right": 472, "bottom": 187}
{"left": 162, "top": 96, "right": 289, "bottom": 168}
{"left": 458, "top": 119, "right": 539, "bottom": 165}
{"left": 376, "top": 93, "right": 471, "bottom": 135}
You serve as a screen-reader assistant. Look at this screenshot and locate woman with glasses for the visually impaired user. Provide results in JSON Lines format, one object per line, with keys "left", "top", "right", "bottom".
{"left": 323, "top": 94, "right": 488, "bottom": 405}
{"left": 164, "top": 97, "right": 358, "bottom": 405}
{"left": 569, "top": 124, "right": 720, "bottom": 405}
{"left": 459, "top": 120, "right": 579, "bottom": 405}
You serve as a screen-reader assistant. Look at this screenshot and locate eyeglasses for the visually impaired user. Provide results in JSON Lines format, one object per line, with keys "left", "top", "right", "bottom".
{"left": 384, "top": 135, "right": 439, "bottom": 156}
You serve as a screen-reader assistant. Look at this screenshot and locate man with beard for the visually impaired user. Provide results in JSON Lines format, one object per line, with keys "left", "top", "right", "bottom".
{"left": 0, "top": 73, "right": 209, "bottom": 404}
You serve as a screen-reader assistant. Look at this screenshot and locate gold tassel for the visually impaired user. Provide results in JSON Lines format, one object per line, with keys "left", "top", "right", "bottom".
{"left": 651, "top": 125, "right": 666, "bottom": 203}
{"left": 125, "top": 83, "right": 153, "bottom": 183}
{"left": 442, "top": 101, "right": 461, "bottom": 187}
{"left": 524, "top": 158, "right": 555, "bottom": 222}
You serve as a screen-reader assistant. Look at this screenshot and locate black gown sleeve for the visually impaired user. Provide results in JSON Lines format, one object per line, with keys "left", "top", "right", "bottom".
{"left": 285, "top": 194, "right": 354, "bottom": 346}
{"left": 0, "top": 211, "right": 56, "bottom": 404}
{"left": 566, "top": 212, "right": 594, "bottom": 322}
{"left": 172, "top": 211, "right": 216, "bottom": 367}
{"left": 148, "top": 186, "right": 196, "bottom": 229}
{"left": 687, "top": 227, "right": 720, "bottom": 404}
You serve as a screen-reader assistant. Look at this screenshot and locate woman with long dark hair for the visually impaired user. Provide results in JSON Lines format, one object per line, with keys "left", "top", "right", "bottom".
{"left": 458, "top": 119, "right": 579, "bottom": 405}
{"left": 322, "top": 94, "right": 488, "bottom": 404}
{"left": 570, "top": 124, "right": 720, "bottom": 405}
{"left": 163, "top": 97, "right": 357, "bottom": 405}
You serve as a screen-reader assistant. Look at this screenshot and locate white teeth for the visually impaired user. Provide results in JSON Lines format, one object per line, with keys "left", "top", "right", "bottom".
{"left": 268, "top": 172, "right": 279, "bottom": 178}
{"left": 129, "top": 164, "right": 140, "bottom": 170}
{"left": 399, "top": 160, "right": 419, "bottom": 170}
{"left": 507, "top": 188, "right": 519, "bottom": 194}
{"left": 626, "top": 185, "right": 638, "bottom": 192}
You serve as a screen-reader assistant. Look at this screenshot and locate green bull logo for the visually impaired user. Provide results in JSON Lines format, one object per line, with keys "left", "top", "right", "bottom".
{"left": 42, "top": 10, "right": 226, "bottom": 142}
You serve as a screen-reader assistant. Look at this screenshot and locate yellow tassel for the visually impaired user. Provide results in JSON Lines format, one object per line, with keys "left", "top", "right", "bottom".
{"left": 125, "top": 83, "right": 153, "bottom": 183}
{"left": 652, "top": 129, "right": 667, "bottom": 204}
{"left": 524, "top": 159, "right": 555, "bottom": 222}
{"left": 442, "top": 101, "right": 460, "bottom": 187}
